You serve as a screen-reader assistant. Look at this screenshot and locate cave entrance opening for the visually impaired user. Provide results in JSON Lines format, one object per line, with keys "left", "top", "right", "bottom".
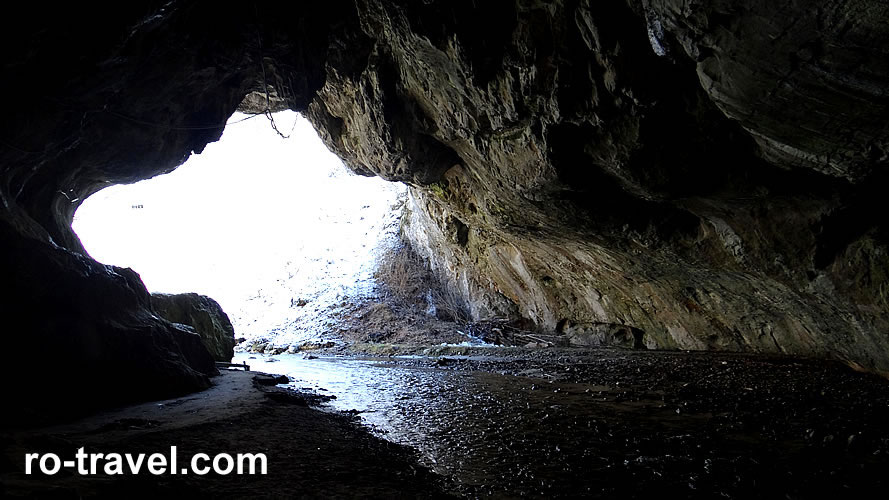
{"left": 73, "top": 110, "right": 407, "bottom": 351}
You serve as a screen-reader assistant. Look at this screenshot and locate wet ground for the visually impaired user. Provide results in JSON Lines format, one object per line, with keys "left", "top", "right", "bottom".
{"left": 0, "top": 371, "right": 446, "bottom": 498}
{"left": 6, "top": 348, "right": 889, "bottom": 498}
{"left": 238, "top": 348, "right": 889, "bottom": 498}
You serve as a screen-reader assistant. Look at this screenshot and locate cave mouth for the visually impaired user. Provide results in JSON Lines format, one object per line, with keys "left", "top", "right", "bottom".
{"left": 73, "top": 110, "right": 407, "bottom": 349}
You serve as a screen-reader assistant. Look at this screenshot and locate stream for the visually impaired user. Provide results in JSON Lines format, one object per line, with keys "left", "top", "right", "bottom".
{"left": 233, "top": 349, "right": 889, "bottom": 498}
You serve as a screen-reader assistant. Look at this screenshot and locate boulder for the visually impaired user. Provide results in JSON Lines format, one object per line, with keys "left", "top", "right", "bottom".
{"left": 151, "top": 293, "right": 236, "bottom": 362}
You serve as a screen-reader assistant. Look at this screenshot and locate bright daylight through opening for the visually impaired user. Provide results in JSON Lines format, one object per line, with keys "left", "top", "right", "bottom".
{"left": 73, "top": 111, "right": 406, "bottom": 348}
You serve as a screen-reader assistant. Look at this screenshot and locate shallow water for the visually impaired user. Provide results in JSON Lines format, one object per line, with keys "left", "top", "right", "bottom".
{"left": 238, "top": 355, "right": 720, "bottom": 494}
{"left": 236, "top": 354, "right": 886, "bottom": 497}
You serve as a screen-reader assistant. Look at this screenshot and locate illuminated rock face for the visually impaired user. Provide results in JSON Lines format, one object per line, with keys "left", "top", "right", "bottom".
{"left": 308, "top": 0, "right": 889, "bottom": 371}
{"left": 1, "top": 0, "right": 888, "bottom": 412}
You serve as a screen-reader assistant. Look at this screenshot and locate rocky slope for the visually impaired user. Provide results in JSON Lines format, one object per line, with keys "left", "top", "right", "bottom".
{"left": 1, "top": 0, "right": 888, "bottom": 416}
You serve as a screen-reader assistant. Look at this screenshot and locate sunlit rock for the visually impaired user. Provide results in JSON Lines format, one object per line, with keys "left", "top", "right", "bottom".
{"left": 150, "top": 293, "right": 236, "bottom": 362}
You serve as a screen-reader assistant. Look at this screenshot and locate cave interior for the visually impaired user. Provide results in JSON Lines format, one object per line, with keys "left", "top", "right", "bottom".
{"left": 2, "top": 0, "right": 889, "bottom": 492}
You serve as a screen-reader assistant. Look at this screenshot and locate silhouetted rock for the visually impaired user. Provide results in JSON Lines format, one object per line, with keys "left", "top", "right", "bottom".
{"left": 0, "top": 221, "right": 215, "bottom": 426}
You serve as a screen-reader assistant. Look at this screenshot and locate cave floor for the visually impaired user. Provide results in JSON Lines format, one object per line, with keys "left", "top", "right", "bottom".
{"left": 4, "top": 348, "right": 889, "bottom": 498}
{"left": 0, "top": 371, "right": 446, "bottom": 498}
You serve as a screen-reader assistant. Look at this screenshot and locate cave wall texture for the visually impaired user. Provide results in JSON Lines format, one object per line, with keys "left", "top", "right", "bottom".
{"left": 1, "top": 0, "right": 888, "bottom": 414}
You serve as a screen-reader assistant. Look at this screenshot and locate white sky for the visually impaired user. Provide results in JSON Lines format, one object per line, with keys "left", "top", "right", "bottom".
{"left": 73, "top": 111, "right": 405, "bottom": 339}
